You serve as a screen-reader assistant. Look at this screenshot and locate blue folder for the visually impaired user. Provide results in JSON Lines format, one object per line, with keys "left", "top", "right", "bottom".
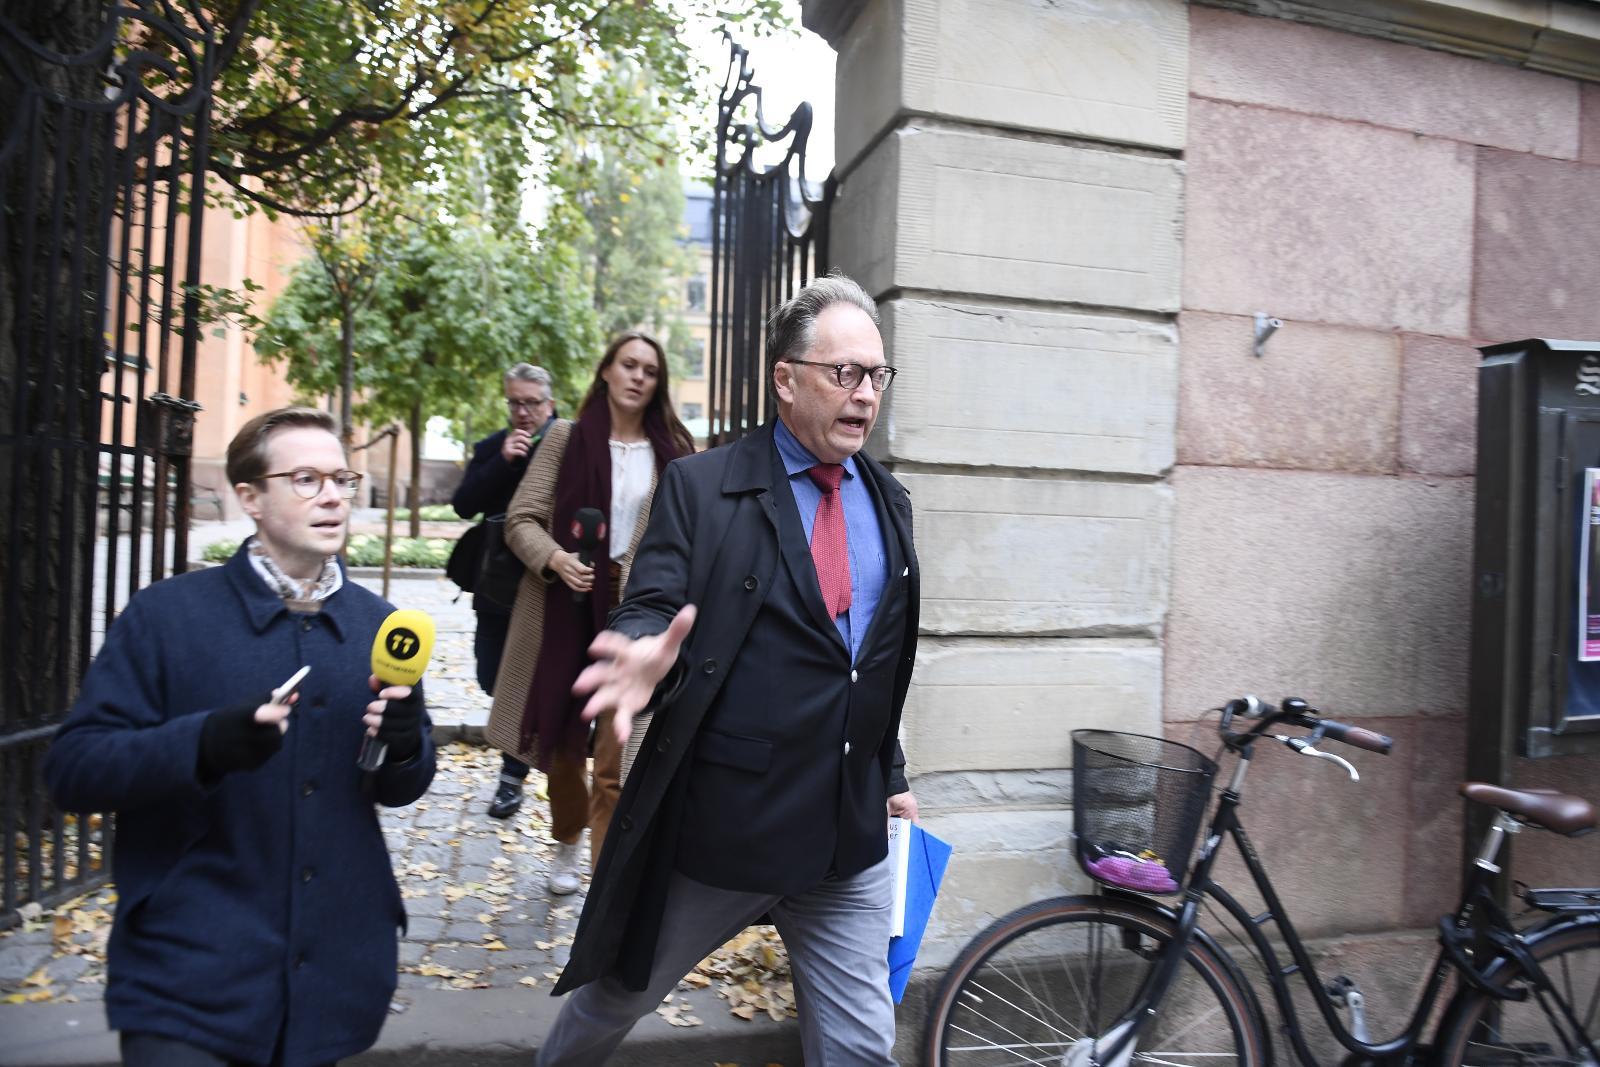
{"left": 887, "top": 823, "right": 953, "bottom": 1002}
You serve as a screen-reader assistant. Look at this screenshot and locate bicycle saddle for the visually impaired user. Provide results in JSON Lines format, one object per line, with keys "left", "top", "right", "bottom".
{"left": 1460, "top": 782, "right": 1597, "bottom": 836}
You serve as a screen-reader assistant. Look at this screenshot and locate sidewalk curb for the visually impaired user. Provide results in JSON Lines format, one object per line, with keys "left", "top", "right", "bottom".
{"left": 353, "top": 988, "right": 803, "bottom": 1067}
{"left": 346, "top": 566, "right": 449, "bottom": 581}
{"left": 1, "top": 956, "right": 937, "bottom": 1067}
{"left": 431, "top": 722, "right": 488, "bottom": 746}
{"left": 0, "top": 987, "right": 804, "bottom": 1067}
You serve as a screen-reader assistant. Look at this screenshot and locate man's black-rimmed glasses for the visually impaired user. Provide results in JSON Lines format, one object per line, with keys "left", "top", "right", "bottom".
{"left": 260, "top": 468, "right": 364, "bottom": 499}
{"left": 784, "top": 360, "right": 898, "bottom": 392}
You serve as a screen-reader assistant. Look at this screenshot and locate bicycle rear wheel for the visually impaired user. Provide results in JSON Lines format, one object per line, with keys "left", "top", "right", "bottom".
{"left": 1436, "top": 919, "right": 1600, "bottom": 1066}
{"left": 924, "top": 895, "right": 1267, "bottom": 1066}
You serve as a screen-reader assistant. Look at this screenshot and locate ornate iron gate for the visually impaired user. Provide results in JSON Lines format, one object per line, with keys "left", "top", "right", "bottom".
{"left": 0, "top": 2, "right": 216, "bottom": 926}
{"left": 708, "top": 37, "right": 833, "bottom": 445}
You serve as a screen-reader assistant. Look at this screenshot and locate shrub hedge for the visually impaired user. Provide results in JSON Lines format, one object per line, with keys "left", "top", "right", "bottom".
{"left": 200, "top": 534, "right": 454, "bottom": 568}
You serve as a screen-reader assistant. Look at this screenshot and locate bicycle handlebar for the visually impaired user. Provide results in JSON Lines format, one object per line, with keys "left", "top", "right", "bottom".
{"left": 1317, "top": 719, "right": 1394, "bottom": 754}
{"left": 1221, "top": 696, "right": 1394, "bottom": 755}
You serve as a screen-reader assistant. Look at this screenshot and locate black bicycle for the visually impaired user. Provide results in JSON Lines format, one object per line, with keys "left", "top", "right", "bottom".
{"left": 924, "top": 696, "right": 1600, "bottom": 1066}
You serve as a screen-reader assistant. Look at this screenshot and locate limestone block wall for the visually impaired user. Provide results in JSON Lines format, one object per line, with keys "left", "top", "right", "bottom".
{"left": 1176, "top": 4, "right": 1600, "bottom": 936}
{"left": 807, "top": 0, "right": 1192, "bottom": 968}
{"left": 804, "top": 3, "right": 1600, "bottom": 1030}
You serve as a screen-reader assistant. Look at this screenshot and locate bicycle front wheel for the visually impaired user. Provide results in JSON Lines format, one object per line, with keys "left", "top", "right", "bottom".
{"left": 1436, "top": 919, "right": 1600, "bottom": 1066}
{"left": 924, "top": 895, "right": 1267, "bottom": 1066}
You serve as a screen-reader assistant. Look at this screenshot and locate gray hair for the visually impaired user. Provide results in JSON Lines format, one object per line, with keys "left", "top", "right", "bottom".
{"left": 504, "top": 363, "right": 553, "bottom": 391}
{"left": 764, "top": 272, "right": 880, "bottom": 374}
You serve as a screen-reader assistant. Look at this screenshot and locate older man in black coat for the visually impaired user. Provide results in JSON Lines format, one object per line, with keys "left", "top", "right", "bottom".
{"left": 452, "top": 362, "right": 556, "bottom": 819}
{"left": 538, "top": 274, "right": 919, "bottom": 1066}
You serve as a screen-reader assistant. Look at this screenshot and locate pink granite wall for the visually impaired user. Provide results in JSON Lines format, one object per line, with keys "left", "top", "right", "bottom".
{"left": 1175, "top": 6, "right": 1600, "bottom": 937}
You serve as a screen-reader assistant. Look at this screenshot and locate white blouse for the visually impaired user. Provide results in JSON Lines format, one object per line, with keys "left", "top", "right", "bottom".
{"left": 609, "top": 439, "right": 654, "bottom": 559}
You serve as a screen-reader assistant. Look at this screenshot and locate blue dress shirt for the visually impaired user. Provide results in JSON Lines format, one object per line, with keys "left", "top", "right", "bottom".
{"left": 773, "top": 417, "right": 888, "bottom": 663}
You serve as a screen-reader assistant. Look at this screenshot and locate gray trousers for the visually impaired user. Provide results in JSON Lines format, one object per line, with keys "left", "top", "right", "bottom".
{"left": 538, "top": 855, "right": 896, "bottom": 1067}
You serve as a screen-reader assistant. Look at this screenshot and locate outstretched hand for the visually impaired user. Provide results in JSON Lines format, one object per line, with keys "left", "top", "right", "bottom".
{"left": 572, "top": 605, "right": 697, "bottom": 747}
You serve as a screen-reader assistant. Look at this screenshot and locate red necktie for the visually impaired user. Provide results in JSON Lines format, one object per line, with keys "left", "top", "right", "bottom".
{"left": 807, "top": 464, "right": 851, "bottom": 618}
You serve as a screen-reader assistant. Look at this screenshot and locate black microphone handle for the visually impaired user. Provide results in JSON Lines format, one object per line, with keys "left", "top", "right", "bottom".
{"left": 357, "top": 733, "right": 387, "bottom": 772}
{"left": 573, "top": 547, "right": 592, "bottom": 604}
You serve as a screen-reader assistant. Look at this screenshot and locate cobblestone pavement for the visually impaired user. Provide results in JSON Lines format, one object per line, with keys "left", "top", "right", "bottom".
{"left": 2, "top": 565, "right": 796, "bottom": 1030}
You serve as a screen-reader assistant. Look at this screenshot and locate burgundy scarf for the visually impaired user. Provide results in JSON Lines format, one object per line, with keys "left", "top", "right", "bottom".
{"left": 518, "top": 393, "right": 685, "bottom": 768}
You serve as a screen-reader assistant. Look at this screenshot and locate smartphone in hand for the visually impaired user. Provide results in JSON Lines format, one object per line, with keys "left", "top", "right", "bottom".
{"left": 269, "top": 666, "right": 311, "bottom": 733}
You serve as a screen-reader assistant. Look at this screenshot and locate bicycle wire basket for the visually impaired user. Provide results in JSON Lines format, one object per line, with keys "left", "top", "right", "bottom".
{"left": 1072, "top": 730, "right": 1218, "bottom": 895}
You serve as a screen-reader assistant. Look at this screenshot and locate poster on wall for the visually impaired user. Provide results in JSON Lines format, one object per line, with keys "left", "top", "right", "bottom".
{"left": 1582, "top": 467, "right": 1600, "bottom": 661}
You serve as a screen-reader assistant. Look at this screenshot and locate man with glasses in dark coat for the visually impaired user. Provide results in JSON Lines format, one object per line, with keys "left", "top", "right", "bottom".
{"left": 46, "top": 406, "right": 435, "bottom": 1067}
{"left": 452, "top": 363, "right": 557, "bottom": 818}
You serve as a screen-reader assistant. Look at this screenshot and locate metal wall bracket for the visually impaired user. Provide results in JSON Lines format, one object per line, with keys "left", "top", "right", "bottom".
{"left": 1254, "top": 312, "right": 1282, "bottom": 358}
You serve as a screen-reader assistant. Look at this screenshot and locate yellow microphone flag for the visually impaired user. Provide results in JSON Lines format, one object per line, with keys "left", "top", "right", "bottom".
{"left": 370, "top": 609, "right": 436, "bottom": 687}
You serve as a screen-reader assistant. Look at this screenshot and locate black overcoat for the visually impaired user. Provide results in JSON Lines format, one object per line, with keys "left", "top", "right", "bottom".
{"left": 555, "top": 420, "right": 920, "bottom": 994}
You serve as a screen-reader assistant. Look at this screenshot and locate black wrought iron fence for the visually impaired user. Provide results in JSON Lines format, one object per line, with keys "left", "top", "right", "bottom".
{"left": 0, "top": 2, "right": 216, "bottom": 927}
{"left": 707, "top": 36, "right": 833, "bottom": 445}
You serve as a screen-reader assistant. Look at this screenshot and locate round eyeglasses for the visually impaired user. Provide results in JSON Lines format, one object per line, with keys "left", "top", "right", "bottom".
{"left": 784, "top": 360, "right": 898, "bottom": 392}
{"left": 260, "top": 468, "right": 363, "bottom": 499}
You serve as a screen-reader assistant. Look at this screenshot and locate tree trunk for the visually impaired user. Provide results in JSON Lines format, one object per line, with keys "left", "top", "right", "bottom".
{"left": 339, "top": 294, "right": 355, "bottom": 449}
{"left": 408, "top": 398, "right": 422, "bottom": 539}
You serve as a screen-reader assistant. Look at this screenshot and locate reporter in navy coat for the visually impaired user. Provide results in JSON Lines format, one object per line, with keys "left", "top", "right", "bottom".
{"left": 540, "top": 273, "right": 920, "bottom": 1066}
{"left": 46, "top": 407, "right": 435, "bottom": 1067}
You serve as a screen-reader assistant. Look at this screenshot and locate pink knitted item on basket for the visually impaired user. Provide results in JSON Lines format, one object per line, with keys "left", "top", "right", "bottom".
{"left": 1086, "top": 854, "right": 1179, "bottom": 893}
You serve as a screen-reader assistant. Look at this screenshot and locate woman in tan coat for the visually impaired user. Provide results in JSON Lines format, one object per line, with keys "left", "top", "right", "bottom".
{"left": 485, "top": 332, "right": 693, "bottom": 895}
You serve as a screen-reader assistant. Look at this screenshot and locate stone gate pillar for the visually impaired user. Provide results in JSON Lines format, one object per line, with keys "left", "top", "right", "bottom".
{"left": 802, "top": 0, "right": 1189, "bottom": 963}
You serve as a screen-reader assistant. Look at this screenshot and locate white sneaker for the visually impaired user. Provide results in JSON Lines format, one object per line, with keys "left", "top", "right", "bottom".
{"left": 548, "top": 840, "right": 583, "bottom": 896}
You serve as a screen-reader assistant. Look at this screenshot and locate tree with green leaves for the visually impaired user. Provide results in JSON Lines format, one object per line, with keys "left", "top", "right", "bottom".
{"left": 188, "top": 0, "right": 771, "bottom": 218}
{"left": 548, "top": 59, "right": 694, "bottom": 348}
{"left": 256, "top": 203, "right": 600, "bottom": 535}
{"left": 170, "top": 1, "right": 777, "bottom": 441}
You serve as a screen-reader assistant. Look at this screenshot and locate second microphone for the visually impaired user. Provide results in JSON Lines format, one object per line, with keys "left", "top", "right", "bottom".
{"left": 570, "top": 507, "right": 606, "bottom": 604}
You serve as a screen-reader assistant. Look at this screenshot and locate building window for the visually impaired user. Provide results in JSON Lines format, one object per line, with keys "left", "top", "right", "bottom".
{"left": 685, "top": 339, "right": 706, "bottom": 379}
{"left": 686, "top": 275, "right": 707, "bottom": 312}
{"left": 682, "top": 402, "right": 704, "bottom": 420}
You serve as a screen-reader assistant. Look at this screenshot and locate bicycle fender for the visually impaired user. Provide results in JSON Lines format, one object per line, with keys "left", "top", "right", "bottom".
{"left": 1103, "top": 890, "right": 1273, "bottom": 1061}
{"left": 1434, "top": 914, "right": 1600, "bottom": 1040}
{"left": 1106, "top": 894, "right": 1243, "bottom": 972}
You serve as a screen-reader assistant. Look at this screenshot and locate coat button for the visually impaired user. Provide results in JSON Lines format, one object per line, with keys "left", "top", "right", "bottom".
{"left": 294, "top": 953, "right": 306, "bottom": 968}
{"left": 851, "top": 669, "right": 858, "bottom": 683}
{"left": 301, "top": 867, "right": 314, "bottom": 883}
{"left": 701, "top": 659, "right": 717, "bottom": 675}
{"left": 743, "top": 575, "right": 758, "bottom": 591}
{"left": 843, "top": 741, "right": 852, "bottom": 756}
{"left": 620, "top": 815, "right": 633, "bottom": 831}
{"left": 301, "top": 781, "right": 316, "bottom": 797}
{"left": 312, "top": 696, "right": 326, "bottom": 708}
{"left": 657, "top": 735, "right": 672, "bottom": 753}
{"left": 300, "top": 619, "right": 312, "bottom": 632}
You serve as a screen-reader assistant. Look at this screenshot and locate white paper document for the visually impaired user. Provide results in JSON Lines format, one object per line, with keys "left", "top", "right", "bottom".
{"left": 888, "top": 816, "right": 913, "bottom": 938}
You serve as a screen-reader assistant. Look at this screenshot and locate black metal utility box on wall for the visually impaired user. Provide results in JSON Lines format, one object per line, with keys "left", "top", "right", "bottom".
{"left": 1470, "top": 338, "right": 1600, "bottom": 769}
